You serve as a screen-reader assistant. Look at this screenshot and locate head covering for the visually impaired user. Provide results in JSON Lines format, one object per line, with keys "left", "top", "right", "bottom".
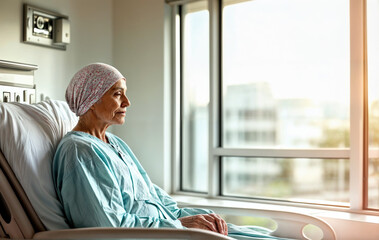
{"left": 66, "top": 63, "right": 125, "bottom": 116}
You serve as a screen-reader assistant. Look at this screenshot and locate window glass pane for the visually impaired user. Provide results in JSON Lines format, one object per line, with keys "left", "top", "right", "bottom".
{"left": 222, "top": 0, "right": 350, "bottom": 148}
{"left": 367, "top": 0, "right": 379, "bottom": 209}
{"left": 181, "top": 1, "right": 209, "bottom": 192}
{"left": 222, "top": 157, "right": 350, "bottom": 204}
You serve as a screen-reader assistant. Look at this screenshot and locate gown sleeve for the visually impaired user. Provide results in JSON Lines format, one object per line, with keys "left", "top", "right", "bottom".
{"left": 53, "top": 139, "right": 183, "bottom": 229}
{"left": 153, "top": 184, "right": 214, "bottom": 218}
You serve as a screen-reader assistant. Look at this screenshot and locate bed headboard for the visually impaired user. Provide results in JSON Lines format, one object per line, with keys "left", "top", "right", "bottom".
{"left": 0, "top": 60, "right": 38, "bottom": 104}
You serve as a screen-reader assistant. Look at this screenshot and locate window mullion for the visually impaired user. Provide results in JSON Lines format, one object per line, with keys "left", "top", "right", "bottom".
{"left": 208, "top": 0, "right": 221, "bottom": 197}
{"left": 350, "top": 0, "right": 367, "bottom": 211}
{"left": 171, "top": 6, "right": 181, "bottom": 193}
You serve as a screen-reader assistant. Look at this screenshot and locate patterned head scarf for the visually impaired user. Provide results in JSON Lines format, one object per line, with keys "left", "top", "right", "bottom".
{"left": 66, "top": 63, "right": 125, "bottom": 116}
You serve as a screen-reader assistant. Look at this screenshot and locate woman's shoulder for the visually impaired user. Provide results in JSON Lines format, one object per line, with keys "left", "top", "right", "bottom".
{"left": 59, "top": 131, "right": 93, "bottom": 147}
{"left": 56, "top": 131, "right": 108, "bottom": 156}
{"left": 54, "top": 132, "right": 107, "bottom": 169}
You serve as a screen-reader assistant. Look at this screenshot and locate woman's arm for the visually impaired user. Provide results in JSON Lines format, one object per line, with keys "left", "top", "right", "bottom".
{"left": 153, "top": 185, "right": 227, "bottom": 235}
{"left": 153, "top": 184, "right": 213, "bottom": 218}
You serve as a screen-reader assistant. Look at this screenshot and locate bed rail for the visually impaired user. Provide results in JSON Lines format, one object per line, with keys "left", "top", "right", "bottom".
{"left": 33, "top": 227, "right": 233, "bottom": 240}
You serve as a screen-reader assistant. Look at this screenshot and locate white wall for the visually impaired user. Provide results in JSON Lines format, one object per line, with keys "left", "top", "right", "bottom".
{"left": 112, "top": 0, "right": 171, "bottom": 189}
{"left": 0, "top": 0, "right": 114, "bottom": 101}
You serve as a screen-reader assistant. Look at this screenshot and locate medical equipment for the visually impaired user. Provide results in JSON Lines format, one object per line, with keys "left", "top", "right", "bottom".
{"left": 0, "top": 60, "right": 36, "bottom": 104}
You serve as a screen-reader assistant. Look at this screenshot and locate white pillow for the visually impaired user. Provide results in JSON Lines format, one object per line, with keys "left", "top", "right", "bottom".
{"left": 0, "top": 99, "right": 78, "bottom": 230}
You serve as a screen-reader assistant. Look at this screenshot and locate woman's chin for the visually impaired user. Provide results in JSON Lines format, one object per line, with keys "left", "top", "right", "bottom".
{"left": 111, "top": 117, "right": 125, "bottom": 125}
{"left": 116, "top": 120, "right": 125, "bottom": 125}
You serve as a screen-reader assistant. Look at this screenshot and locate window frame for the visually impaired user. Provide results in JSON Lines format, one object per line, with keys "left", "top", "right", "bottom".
{"left": 169, "top": 0, "right": 374, "bottom": 213}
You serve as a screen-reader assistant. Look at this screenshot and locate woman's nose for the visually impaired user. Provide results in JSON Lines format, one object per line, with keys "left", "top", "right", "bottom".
{"left": 123, "top": 96, "right": 131, "bottom": 107}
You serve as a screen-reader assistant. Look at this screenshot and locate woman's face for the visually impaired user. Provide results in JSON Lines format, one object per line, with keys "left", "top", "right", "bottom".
{"left": 91, "top": 78, "right": 130, "bottom": 126}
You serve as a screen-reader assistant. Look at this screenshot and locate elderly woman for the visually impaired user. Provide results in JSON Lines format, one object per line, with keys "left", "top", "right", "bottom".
{"left": 53, "top": 63, "right": 283, "bottom": 240}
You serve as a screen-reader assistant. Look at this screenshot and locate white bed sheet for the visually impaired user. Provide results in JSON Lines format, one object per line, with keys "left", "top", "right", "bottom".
{"left": 0, "top": 99, "right": 78, "bottom": 230}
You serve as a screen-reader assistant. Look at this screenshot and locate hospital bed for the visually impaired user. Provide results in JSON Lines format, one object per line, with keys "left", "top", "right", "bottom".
{"left": 0, "top": 99, "right": 337, "bottom": 240}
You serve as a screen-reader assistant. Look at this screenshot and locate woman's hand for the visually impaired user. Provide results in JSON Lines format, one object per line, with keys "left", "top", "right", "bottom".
{"left": 178, "top": 213, "right": 228, "bottom": 236}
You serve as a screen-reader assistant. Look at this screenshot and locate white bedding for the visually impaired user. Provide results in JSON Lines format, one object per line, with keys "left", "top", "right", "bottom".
{"left": 0, "top": 100, "right": 77, "bottom": 230}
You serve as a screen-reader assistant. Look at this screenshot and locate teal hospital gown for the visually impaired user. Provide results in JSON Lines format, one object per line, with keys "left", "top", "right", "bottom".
{"left": 53, "top": 131, "right": 286, "bottom": 240}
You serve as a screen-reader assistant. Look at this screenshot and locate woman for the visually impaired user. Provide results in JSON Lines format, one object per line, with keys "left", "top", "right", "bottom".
{"left": 53, "top": 63, "right": 284, "bottom": 240}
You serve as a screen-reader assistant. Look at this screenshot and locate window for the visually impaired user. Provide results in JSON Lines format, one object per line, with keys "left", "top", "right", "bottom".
{"left": 222, "top": 0, "right": 350, "bottom": 204}
{"left": 180, "top": 1, "right": 209, "bottom": 192}
{"left": 170, "top": 0, "right": 372, "bottom": 211}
